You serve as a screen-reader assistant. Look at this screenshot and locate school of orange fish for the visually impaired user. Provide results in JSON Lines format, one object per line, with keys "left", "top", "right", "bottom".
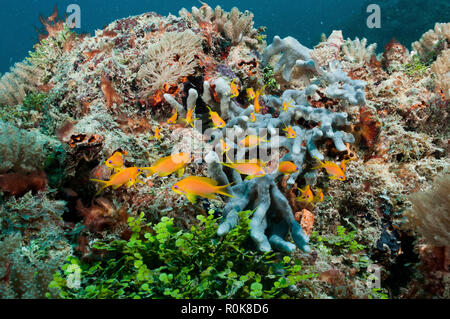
{"left": 90, "top": 79, "right": 353, "bottom": 206}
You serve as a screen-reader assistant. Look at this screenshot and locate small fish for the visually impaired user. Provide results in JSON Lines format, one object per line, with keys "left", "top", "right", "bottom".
{"left": 142, "top": 152, "right": 192, "bottom": 178}
{"left": 90, "top": 167, "right": 143, "bottom": 195}
{"left": 238, "top": 133, "right": 269, "bottom": 148}
{"left": 253, "top": 85, "right": 267, "bottom": 113}
{"left": 313, "top": 188, "right": 324, "bottom": 203}
{"left": 282, "top": 99, "right": 294, "bottom": 112}
{"left": 105, "top": 151, "right": 125, "bottom": 170}
{"left": 249, "top": 112, "right": 256, "bottom": 122}
{"left": 166, "top": 111, "right": 178, "bottom": 125}
{"left": 206, "top": 106, "right": 226, "bottom": 129}
{"left": 246, "top": 88, "right": 256, "bottom": 101}
{"left": 184, "top": 106, "right": 198, "bottom": 128}
{"left": 220, "top": 138, "right": 231, "bottom": 154}
{"left": 254, "top": 90, "right": 261, "bottom": 113}
{"left": 220, "top": 161, "right": 265, "bottom": 180}
{"left": 153, "top": 127, "right": 162, "bottom": 140}
{"left": 230, "top": 78, "right": 240, "bottom": 98}
{"left": 296, "top": 184, "right": 314, "bottom": 203}
{"left": 283, "top": 125, "right": 297, "bottom": 138}
{"left": 278, "top": 161, "right": 299, "bottom": 175}
{"left": 312, "top": 157, "right": 349, "bottom": 181}
{"left": 172, "top": 176, "right": 234, "bottom": 204}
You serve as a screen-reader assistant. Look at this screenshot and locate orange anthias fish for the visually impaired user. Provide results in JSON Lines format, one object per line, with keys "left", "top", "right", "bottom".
{"left": 278, "top": 161, "right": 299, "bottom": 175}
{"left": 206, "top": 106, "right": 226, "bottom": 129}
{"left": 313, "top": 188, "right": 324, "bottom": 203}
{"left": 90, "top": 167, "right": 143, "bottom": 195}
{"left": 283, "top": 125, "right": 297, "bottom": 138}
{"left": 254, "top": 90, "right": 261, "bottom": 113}
{"left": 153, "top": 127, "right": 162, "bottom": 140}
{"left": 238, "top": 134, "right": 269, "bottom": 148}
{"left": 220, "top": 138, "right": 231, "bottom": 154}
{"left": 282, "top": 99, "right": 294, "bottom": 112}
{"left": 246, "top": 88, "right": 256, "bottom": 101}
{"left": 105, "top": 151, "right": 125, "bottom": 171}
{"left": 220, "top": 161, "right": 265, "bottom": 180}
{"left": 230, "top": 78, "right": 240, "bottom": 98}
{"left": 312, "top": 157, "right": 350, "bottom": 181}
{"left": 143, "top": 152, "right": 192, "bottom": 178}
{"left": 172, "top": 176, "right": 234, "bottom": 204}
{"left": 184, "top": 106, "right": 198, "bottom": 128}
{"left": 296, "top": 185, "right": 314, "bottom": 204}
{"left": 253, "top": 85, "right": 267, "bottom": 113}
{"left": 166, "top": 111, "right": 178, "bottom": 125}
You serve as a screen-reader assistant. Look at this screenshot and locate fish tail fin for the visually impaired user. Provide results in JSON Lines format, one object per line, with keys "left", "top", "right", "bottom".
{"left": 216, "top": 182, "right": 235, "bottom": 198}
{"left": 220, "top": 160, "right": 232, "bottom": 166}
{"left": 311, "top": 157, "right": 324, "bottom": 170}
{"left": 89, "top": 179, "right": 109, "bottom": 196}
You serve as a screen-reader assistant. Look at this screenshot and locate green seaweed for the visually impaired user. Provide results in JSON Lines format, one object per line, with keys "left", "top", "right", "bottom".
{"left": 263, "top": 65, "right": 280, "bottom": 93}
{"left": 48, "top": 210, "right": 317, "bottom": 299}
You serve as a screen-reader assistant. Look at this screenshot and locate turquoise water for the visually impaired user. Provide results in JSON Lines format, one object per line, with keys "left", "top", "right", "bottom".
{"left": 1, "top": 0, "right": 449, "bottom": 73}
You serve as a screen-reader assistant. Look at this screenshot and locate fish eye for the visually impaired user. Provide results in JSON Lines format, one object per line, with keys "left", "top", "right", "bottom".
{"left": 109, "top": 161, "right": 112, "bottom": 163}
{"left": 174, "top": 185, "right": 178, "bottom": 189}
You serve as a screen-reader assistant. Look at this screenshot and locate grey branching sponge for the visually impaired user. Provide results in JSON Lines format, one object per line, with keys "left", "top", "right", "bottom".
{"left": 404, "top": 174, "right": 450, "bottom": 247}
{"left": 261, "top": 35, "right": 316, "bottom": 82}
{"left": 0, "top": 60, "right": 43, "bottom": 106}
{"left": 322, "top": 61, "right": 367, "bottom": 106}
{"left": 166, "top": 35, "right": 366, "bottom": 253}
{"left": 172, "top": 74, "right": 357, "bottom": 253}
{"left": 0, "top": 121, "right": 60, "bottom": 174}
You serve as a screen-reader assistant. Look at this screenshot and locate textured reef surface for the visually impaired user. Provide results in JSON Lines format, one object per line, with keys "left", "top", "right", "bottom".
{"left": 0, "top": 4, "right": 448, "bottom": 299}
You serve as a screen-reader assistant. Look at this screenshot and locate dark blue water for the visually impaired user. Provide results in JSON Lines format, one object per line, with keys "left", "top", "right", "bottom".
{"left": 1, "top": 0, "right": 449, "bottom": 74}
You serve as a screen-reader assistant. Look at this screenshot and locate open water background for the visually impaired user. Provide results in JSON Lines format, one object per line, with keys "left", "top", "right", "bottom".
{"left": 0, "top": 0, "right": 449, "bottom": 73}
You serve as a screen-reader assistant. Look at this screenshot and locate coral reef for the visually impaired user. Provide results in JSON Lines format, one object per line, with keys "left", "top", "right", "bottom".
{"left": 0, "top": 2, "right": 448, "bottom": 300}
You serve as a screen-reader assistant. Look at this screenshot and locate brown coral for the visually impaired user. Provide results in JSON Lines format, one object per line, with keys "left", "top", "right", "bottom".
{"left": 0, "top": 171, "right": 47, "bottom": 196}
{"left": 359, "top": 106, "right": 381, "bottom": 150}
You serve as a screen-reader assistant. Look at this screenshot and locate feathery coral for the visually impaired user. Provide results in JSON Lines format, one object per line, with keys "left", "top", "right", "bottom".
{"left": 404, "top": 174, "right": 450, "bottom": 247}
{"left": 432, "top": 49, "right": 450, "bottom": 99}
{"left": 0, "top": 121, "right": 61, "bottom": 174}
{"left": 137, "top": 30, "right": 202, "bottom": 96}
{"left": 0, "top": 61, "right": 43, "bottom": 106}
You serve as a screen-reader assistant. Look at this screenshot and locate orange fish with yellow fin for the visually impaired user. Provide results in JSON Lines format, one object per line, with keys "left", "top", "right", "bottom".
{"left": 312, "top": 157, "right": 350, "bottom": 181}
{"left": 142, "top": 152, "right": 192, "bottom": 178}
{"left": 90, "top": 167, "right": 144, "bottom": 196}
{"left": 172, "top": 176, "right": 234, "bottom": 204}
